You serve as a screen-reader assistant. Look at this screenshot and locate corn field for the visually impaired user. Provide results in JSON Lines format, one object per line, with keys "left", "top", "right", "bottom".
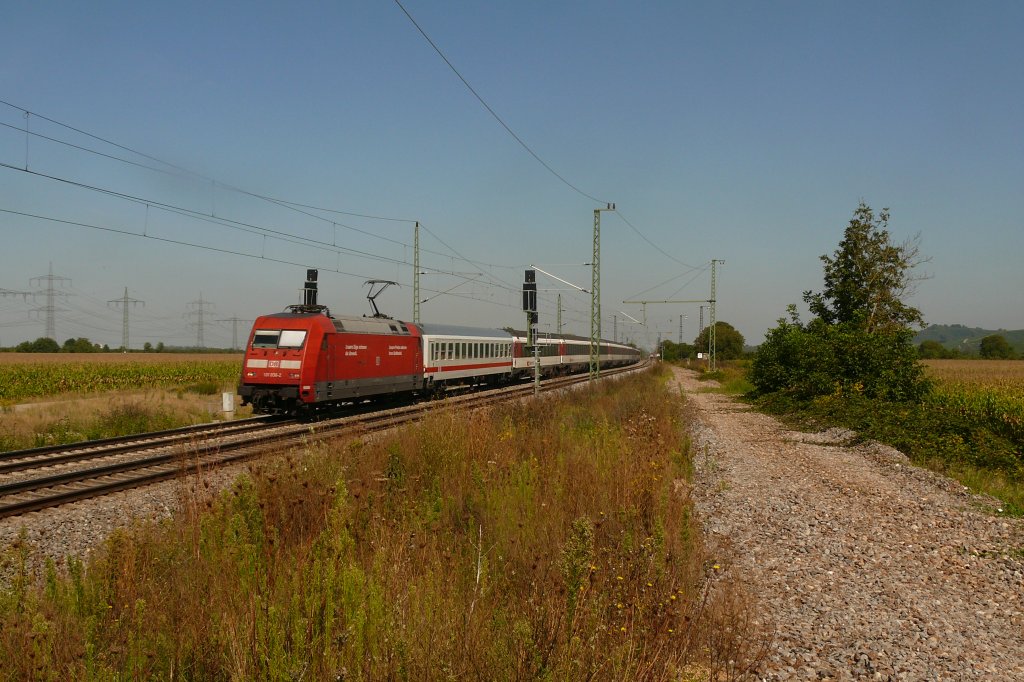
{"left": 0, "top": 358, "right": 241, "bottom": 403}
{"left": 924, "top": 359, "right": 1024, "bottom": 447}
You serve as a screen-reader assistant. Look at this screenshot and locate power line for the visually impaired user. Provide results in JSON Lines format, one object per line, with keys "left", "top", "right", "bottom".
{"left": 2, "top": 99, "right": 675, "bottom": 309}
{"left": 615, "top": 210, "right": 699, "bottom": 270}
{"left": 392, "top": 0, "right": 610, "bottom": 205}
{"left": 0, "top": 100, "right": 430, "bottom": 255}
{"left": 0, "top": 207, "right": 531, "bottom": 320}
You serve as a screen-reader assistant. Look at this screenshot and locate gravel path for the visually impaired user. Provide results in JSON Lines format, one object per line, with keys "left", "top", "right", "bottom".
{"left": 673, "top": 367, "right": 1024, "bottom": 681}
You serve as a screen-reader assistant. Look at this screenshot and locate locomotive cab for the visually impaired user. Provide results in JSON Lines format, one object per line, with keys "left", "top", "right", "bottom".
{"left": 238, "top": 313, "right": 332, "bottom": 414}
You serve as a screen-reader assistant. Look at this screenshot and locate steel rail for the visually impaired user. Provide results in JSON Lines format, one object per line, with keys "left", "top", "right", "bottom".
{"left": 0, "top": 362, "right": 646, "bottom": 518}
{"left": 0, "top": 418, "right": 296, "bottom": 476}
{"left": 0, "top": 416, "right": 287, "bottom": 463}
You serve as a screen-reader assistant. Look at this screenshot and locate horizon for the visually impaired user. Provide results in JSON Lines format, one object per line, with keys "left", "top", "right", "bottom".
{"left": 2, "top": 2, "right": 1021, "bottom": 350}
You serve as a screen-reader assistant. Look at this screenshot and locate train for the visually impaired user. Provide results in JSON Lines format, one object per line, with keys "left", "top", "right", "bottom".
{"left": 237, "top": 270, "right": 642, "bottom": 415}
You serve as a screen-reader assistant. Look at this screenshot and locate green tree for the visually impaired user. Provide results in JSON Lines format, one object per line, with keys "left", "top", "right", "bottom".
{"left": 979, "top": 334, "right": 1014, "bottom": 359}
{"left": 752, "top": 203, "right": 931, "bottom": 401}
{"left": 62, "top": 337, "right": 99, "bottom": 353}
{"left": 693, "top": 321, "right": 745, "bottom": 360}
{"left": 16, "top": 337, "right": 60, "bottom": 353}
{"left": 804, "top": 202, "right": 928, "bottom": 333}
{"left": 917, "top": 340, "right": 950, "bottom": 359}
{"left": 658, "top": 340, "right": 694, "bottom": 362}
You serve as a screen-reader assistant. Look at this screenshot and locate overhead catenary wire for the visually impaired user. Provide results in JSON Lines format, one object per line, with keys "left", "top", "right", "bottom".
{"left": 0, "top": 102, "right": 533, "bottom": 278}
{"left": 0, "top": 98, "right": 687, "bottom": 346}
{"left": 0, "top": 99, "right": 533, "bottom": 273}
{"left": 392, "top": 0, "right": 611, "bottom": 206}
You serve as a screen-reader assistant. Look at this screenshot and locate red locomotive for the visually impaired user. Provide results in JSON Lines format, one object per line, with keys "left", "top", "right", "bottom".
{"left": 238, "top": 270, "right": 641, "bottom": 415}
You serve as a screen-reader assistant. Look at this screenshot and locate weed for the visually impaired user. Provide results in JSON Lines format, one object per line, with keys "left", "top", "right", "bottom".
{"left": 0, "top": 368, "right": 768, "bottom": 678}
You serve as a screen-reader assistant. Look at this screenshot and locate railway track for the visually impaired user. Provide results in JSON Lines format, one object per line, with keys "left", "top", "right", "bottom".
{"left": 0, "top": 363, "right": 645, "bottom": 519}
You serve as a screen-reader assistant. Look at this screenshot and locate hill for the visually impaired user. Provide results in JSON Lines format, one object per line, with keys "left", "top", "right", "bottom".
{"left": 914, "top": 324, "right": 1024, "bottom": 354}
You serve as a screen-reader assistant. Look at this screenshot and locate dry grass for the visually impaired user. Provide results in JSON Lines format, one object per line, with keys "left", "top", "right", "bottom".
{"left": 0, "top": 390, "right": 252, "bottom": 452}
{"left": 0, "top": 367, "right": 770, "bottom": 680}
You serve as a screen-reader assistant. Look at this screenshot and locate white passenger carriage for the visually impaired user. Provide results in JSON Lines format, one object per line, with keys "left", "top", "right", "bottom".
{"left": 511, "top": 331, "right": 641, "bottom": 377}
{"left": 419, "top": 323, "right": 514, "bottom": 390}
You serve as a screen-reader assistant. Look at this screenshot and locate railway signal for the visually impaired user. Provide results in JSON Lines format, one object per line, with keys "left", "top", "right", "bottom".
{"left": 523, "top": 269, "right": 539, "bottom": 395}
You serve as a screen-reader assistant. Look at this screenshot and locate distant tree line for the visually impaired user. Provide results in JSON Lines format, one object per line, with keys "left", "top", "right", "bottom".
{"left": 917, "top": 335, "right": 1018, "bottom": 360}
{"left": 658, "top": 321, "right": 746, "bottom": 362}
{"left": 2, "top": 337, "right": 237, "bottom": 353}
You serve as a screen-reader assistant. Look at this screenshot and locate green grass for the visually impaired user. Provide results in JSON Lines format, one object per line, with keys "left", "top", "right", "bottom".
{"left": 695, "top": 361, "right": 754, "bottom": 395}
{"left": 0, "top": 366, "right": 771, "bottom": 680}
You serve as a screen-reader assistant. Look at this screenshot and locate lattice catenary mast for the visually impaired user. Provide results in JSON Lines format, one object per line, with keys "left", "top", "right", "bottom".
{"left": 590, "top": 204, "right": 615, "bottom": 380}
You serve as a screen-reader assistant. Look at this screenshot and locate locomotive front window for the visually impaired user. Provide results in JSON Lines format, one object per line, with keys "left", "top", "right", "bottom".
{"left": 278, "top": 330, "right": 307, "bottom": 349}
{"left": 252, "top": 329, "right": 307, "bottom": 349}
{"left": 252, "top": 330, "right": 280, "bottom": 348}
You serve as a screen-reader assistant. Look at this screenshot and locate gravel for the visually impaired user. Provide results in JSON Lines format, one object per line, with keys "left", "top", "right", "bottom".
{"left": 0, "top": 464, "right": 246, "bottom": 585}
{"left": 3, "top": 370, "right": 1021, "bottom": 681}
{"left": 674, "top": 368, "right": 1024, "bottom": 680}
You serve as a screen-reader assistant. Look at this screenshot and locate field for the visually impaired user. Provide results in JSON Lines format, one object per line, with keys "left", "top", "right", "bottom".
{"left": 923, "top": 359, "right": 1024, "bottom": 449}
{"left": 0, "top": 367, "right": 767, "bottom": 679}
{"left": 923, "top": 358, "right": 1024, "bottom": 385}
{"left": 0, "top": 354, "right": 243, "bottom": 404}
{"left": 0, "top": 352, "right": 242, "bottom": 365}
{"left": 0, "top": 354, "right": 247, "bottom": 451}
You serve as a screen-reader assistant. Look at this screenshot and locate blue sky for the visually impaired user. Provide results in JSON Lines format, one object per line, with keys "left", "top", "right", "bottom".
{"left": 1, "top": 1, "right": 1021, "bottom": 349}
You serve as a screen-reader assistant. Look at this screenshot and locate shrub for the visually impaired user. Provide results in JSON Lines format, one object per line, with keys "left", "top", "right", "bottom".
{"left": 750, "top": 315, "right": 929, "bottom": 402}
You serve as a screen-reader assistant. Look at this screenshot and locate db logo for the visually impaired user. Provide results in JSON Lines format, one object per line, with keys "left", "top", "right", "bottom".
{"left": 268, "top": 360, "right": 281, "bottom": 368}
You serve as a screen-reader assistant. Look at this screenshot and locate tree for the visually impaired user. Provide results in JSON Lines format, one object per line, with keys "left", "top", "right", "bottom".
{"left": 143, "top": 342, "right": 153, "bottom": 352}
{"left": 979, "top": 334, "right": 1014, "bottom": 359}
{"left": 752, "top": 202, "right": 932, "bottom": 401}
{"left": 62, "top": 337, "right": 99, "bottom": 353}
{"left": 917, "top": 340, "right": 960, "bottom": 359}
{"left": 16, "top": 337, "right": 60, "bottom": 353}
{"left": 804, "top": 202, "right": 928, "bottom": 334}
{"left": 658, "top": 340, "right": 694, "bottom": 362}
{"left": 693, "top": 321, "right": 745, "bottom": 360}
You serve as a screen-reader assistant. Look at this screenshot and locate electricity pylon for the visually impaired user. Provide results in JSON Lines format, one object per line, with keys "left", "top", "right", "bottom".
{"left": 217, "top": 316, "right": 251, "bottom": 350}
{"left": 29, "top": 263, "right": 70, "bottom": 340}
{"left": 185, "top": 294, "right": 214, "bottom": 348}
{"left": 108, "top": 287, "right": 145, "bottom": 350}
